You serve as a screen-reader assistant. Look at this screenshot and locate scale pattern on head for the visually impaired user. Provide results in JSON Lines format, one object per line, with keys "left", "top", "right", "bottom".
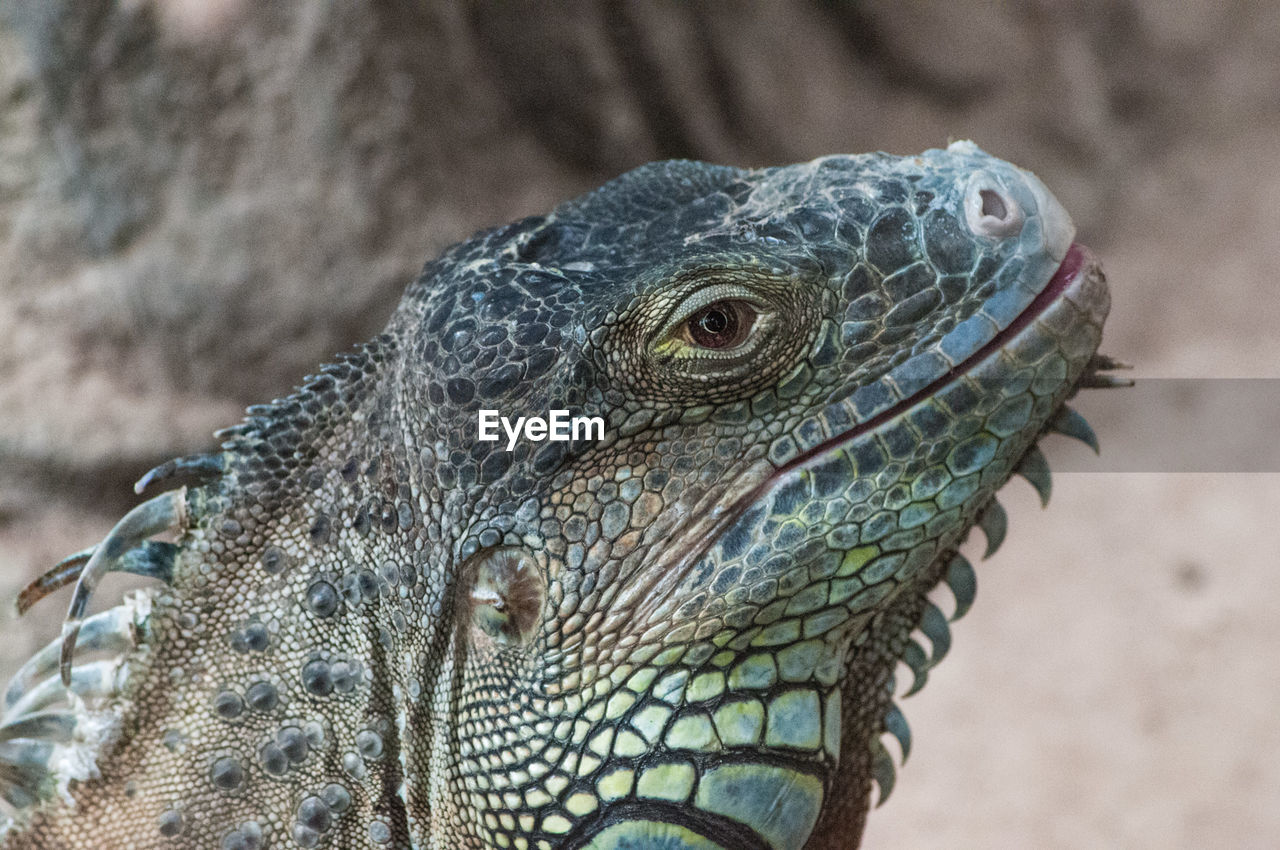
{"left": 0, "top": 142, "right": 1110, "bottom": 850}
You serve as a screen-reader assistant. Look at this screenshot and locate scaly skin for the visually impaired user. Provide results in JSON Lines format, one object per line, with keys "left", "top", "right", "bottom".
{"left": 0, "top": 141, "right": 1111, "bottom": 848}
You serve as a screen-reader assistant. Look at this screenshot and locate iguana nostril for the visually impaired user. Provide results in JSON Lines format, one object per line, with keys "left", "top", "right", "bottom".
{"left": 979, "top": 189, "right": 1007, "bottom": 221}
{"left": 965, "top": 177, "right": 1024, "bottom": 239}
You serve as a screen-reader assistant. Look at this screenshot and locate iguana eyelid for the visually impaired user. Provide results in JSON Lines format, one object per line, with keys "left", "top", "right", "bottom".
{"left": 649, "top": 281, "right": 774, "bottom": 353}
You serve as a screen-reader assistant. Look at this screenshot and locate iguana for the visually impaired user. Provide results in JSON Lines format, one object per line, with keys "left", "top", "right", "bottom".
{"left": 0, "top": 141, "right": 1122, "bottom": 849}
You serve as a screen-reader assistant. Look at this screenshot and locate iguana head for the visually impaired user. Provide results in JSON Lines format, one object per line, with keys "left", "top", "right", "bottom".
{"left": 2, "top": 142, "right": 1111, "bottom": 850}
{"left": 365, "top": 141, "right": 1107, "bottom": 847}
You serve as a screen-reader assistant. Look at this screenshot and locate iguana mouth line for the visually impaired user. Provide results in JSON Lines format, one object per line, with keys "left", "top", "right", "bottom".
{"left": 779, "top": 241, "right": 1091, "bottom": 476}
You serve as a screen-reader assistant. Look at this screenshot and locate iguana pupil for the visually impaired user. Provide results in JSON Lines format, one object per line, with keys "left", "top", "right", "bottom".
{"left": 0, "top": 141, "right": 1120, "bottom": 850}
{"left": 688, "top": 301, "right": 747, "bottom": 348}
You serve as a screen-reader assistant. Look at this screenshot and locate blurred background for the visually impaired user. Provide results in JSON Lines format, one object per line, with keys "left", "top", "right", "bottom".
{"left": 0, "top": 2, "right": 1277, "bottom": 846}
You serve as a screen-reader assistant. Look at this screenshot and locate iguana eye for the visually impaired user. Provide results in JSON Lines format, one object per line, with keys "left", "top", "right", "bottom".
{"left": 631, "top": 278, "right": 813, "bottom": 401}
{"left": 682, "top": 300, "right": 756, "bottom": 349}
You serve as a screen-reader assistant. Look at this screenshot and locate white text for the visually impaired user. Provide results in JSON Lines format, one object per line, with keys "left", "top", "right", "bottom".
{"left": 477, "top": 409, "right": 606, "bottom": 451}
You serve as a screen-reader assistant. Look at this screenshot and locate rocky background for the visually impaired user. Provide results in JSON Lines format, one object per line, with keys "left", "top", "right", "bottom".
{"left": 1, "top": 1, "right": 1277, "bottom": 846}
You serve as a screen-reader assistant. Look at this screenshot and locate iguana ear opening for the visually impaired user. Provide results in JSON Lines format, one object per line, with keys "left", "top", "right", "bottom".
{"left": 460, "top": 548, "right": 545, "bottom": 649}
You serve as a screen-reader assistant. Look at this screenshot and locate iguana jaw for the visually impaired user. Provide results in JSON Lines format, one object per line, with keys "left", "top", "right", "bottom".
{"left": 673, "top": 241, "right": 1101, "bottom": 577}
